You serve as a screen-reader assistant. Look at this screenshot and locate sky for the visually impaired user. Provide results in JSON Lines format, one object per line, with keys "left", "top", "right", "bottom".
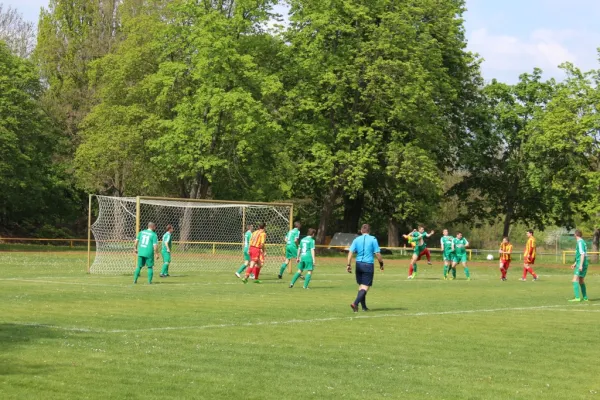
{"left": 3, "top": 0, "right": 599, "bottom": 83}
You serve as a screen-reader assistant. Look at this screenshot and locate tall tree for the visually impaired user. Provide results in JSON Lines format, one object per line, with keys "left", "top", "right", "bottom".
{"left": 451, "top": 69, "right": 556, "bottom": 236}
{"left": 0, "top": 3, "right": 35, "bottom": 57}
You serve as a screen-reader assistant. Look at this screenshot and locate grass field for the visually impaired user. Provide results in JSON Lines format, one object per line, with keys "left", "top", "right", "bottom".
{"left": 1, "top": 253, "right": 599, "bottom": 399}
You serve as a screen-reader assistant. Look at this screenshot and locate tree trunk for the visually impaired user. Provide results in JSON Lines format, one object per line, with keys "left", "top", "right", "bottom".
{"left": 387, "top": 218, "right": 400, "bottom": 247}
{"left": 316, "top": 183, "right": 339, "bottom": 245}
{"left": 503, "top": 207, "right": 513, "bottom": 237}
{"left": 593, "top": 228, "right": 600, "bottom": 263}
{"left": 342, "top": 193, "right": 363, "bottom": 233}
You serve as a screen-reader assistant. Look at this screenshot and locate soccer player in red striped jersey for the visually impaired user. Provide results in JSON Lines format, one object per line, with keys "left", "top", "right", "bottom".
{"left": 521, "top": 230, "right": 539, "bottom": 281}
{"left": 242, "top": 222, "right": 267, "bottom": 284}
{"left": 498, "top": 237, "right": 512, "bottom": 281}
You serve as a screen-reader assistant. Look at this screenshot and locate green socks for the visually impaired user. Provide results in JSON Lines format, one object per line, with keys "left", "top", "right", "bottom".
{"left": 580, "top": 283, "right": 587, "bottom": 299}
{"left": 147, "top": 267, "right": 153, "bottom": 283}
{"left": 161, "top": 263, "right": 169, "bottom": 275}
{"left": 464, "top": 267, "right": 470, "bottom": 278}
{"left": 290, "top": 272, "right": 301, "bottom": 286}
{"left": 303, "top": 273, "right": 312, "bottom": 288}
{"left": 443, "top": 265, "right": 448, "bottom": 277}
{"left": 279, "top": 263, "right": 288, "bottom": 276}
{"left": 452, "top": 267, "right": 456, "bottom": 278}
{"left": 573, "top": 281, "right": 580, "bottom": 298}
{"left": 133, "top": 267, "right": 141, "bottom": 283}
{"left": 236, "top": 264, "right": 247, "bottom": 274}
{"left": 413, "top": 264, "right": 418, "bottom": 273}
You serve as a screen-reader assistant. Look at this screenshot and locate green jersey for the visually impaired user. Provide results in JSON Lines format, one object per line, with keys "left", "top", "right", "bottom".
{"left": 243, "top": 230, "right": 252, "bottom": 251}
{"left": 411, "top": 231, "right": 427, "bottom": 247}
{"left": 575, "top": 238, "right": 589, "bottom": 267}
{"left": 285, "top": 228, "right": 300, "bottom": 248}
{"left": 137, "top": 229, "right": 158, "bottom": 258}
{"left": 441, "top": 236, "right": 454, "bottom": 253}
{"left": 453, "top": 237, "right": 468, "bottom": 255}
{"left": 299, "top": 236, "right": 315, "bottom": 262}
{"left": 162, "top": 232, "right": 172, "bottom": 253}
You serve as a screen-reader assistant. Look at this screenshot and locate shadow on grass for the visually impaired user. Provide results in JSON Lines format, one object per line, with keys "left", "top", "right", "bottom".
{"left": 0, "top": 323, "right": 63, "bottom": 375}
{"left": 366, "top": 307, "right": 407, "bottom": 312}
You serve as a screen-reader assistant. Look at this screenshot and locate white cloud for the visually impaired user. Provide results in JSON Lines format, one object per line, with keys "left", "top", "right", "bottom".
{"left": 468, "top": 28, "right": 587, "bottom": 81}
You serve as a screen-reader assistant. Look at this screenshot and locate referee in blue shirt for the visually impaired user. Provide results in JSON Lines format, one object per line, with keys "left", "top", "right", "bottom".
{"left": 346, "top": 224, "right": 384, "bottom": 312}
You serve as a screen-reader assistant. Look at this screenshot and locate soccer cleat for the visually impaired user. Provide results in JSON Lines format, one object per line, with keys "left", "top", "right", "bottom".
{"left": 350, "top": 303, "right": 358, "bottom": 313}
{"left": 253, "top": 280, "right": 262, "bottom": 284}
{"left": 241, "top": 278, "right": 248, "bottom": 284}
{"left": 501, "top": 278, "right": 507, "bottom": 281}
{"left": 303, "top": 286, "right": 310, "bottom": 290}
{"left": 235, "top": 272, "right": 241, "bottom": 278}
{"left": 289, "top": 284, "right": 293, "bottom": 288}
{"left": 466, "top": 277, "right": 471, "bottom": 281}
{"left": 166, "top": 274, "right": 170, "bottom": 277}
{"left": 277, "top": 274, "right": 282, "bottom": 279}
{"left": 443, "top": 276, "right": 447, "bottom": 280}
{"left": 362, "top": 307, "right": 370, "bottom": 312}
{"left": 533, "top": 277, "right": 539, "bottom": 281}
{"left": 249, "top": 274, "right": 255, "bottom": 280}
{"left": 299, "top": 275, "right": 305, "bottom": 280}
{"left": 519, "top": 278, "right": 526, "bottom": 281}
{"left": 583, "top": 297, "right": 589, "bottom": 301}
{"left": 568, "top": 298, "right": 582, "bottom": 302}
{"left": 427, "top": 261, "right": 432, "bottom": 265}
{"left": 413, "top": 272, "right": 418, "bottom": 278}
{"left": 407, "top": 275, "right": 413, "bottom": 280}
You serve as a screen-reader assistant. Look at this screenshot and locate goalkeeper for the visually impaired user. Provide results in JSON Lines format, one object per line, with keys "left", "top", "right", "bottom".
{"left": 133, "top": 222, "right": 159, "bottom": 284}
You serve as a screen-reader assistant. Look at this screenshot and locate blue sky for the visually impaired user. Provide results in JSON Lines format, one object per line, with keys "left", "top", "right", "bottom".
{"left": 4, "top": 0, "right": 599, "bottom": 83}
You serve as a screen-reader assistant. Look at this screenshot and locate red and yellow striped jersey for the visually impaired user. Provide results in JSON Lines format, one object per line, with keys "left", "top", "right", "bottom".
{"left": 500, "top": 243, "right": 513, "bottom": 261}
{"left": 524, "top": 237, "right": 536, "bottom": 259}
{"left": 250, "top": 229, "right": 266, "bottom": 249}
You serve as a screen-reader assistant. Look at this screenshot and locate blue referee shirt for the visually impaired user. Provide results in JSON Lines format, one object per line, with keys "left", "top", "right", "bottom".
{"left": 349, "top": 234, "right": 381, "bottom": 264}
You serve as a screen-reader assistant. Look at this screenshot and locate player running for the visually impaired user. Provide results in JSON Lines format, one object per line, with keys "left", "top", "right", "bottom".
{"left": 569, "top": 229, "right": 589, "bottom": 302}
{"left": 521, "top": 229, "right": 539, "bottom": 281}
{"left": 407, "top": 226, "right": 434, "bottom": 279}
{"left": 289, "top": 228, "right": 316, "bottom": 289}
{"left": 451, "top": 232, "right": 470, "bottom": 280}
{"left": 235, "top": 224, "right": 254, "bottom": 278}
{"left": 133, "top": 222, "right": 159, "bottom": 284}
{"left": 279, "top": 221, "right": 301, "bottom": 279}
{"left": 499, "top": 237, "right": 512, "bottom": 281}
{"left": 242, "top": 222, "right": 266, "bottom": 284}
{"left": 403, "top": 229, "right": 432, "bottom": 264}
{"left": 160, "top": 224, "right": 173, "bottom": 277}
{"left": 440, "top": 229, "right": 454, "bottom": 279}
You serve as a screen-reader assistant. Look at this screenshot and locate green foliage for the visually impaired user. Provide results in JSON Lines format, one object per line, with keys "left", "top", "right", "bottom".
{"left": 0, "top": 42, "right": 81, "bottom": 234}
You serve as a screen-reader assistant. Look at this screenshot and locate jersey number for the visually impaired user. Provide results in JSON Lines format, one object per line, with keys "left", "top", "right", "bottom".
{"left": 141, "top": 234, "right": 150, "bottom": 248}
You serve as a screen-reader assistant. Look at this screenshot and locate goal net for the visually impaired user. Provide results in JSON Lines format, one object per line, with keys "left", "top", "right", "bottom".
{"left": 89, "top": 196, "right": 293, "bottom": 275}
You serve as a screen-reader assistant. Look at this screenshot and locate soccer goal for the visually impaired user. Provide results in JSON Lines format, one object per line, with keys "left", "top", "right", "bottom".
{"left": 87, "top": 195, "right": 293, "bottom": 275}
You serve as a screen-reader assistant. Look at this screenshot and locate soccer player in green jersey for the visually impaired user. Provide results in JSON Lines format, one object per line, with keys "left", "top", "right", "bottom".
{"left": 279, "top": 221, "right": 301, "bottom": 279}
{"left": 160, "top": 224, "right": 173, "bottom": 278}
{"left": 569, "top": 229, "right": 589, "bottom": 302}
{"left": 440, "top": 229, "right": 454, "bottom": 280}
{"left": 133, "top": 222, "right": 159, "bottom": 284}
{"left": 235, "top": 224, "right": 254, "bottom": 278}
{"left": 451, "top": 232, "right": 470, "bottom": 280}
{"left": 407, "top": 226, "right": 434, "bottom": 279}
{"left": 290, "top": 228, "right": 316, "bottom": 289}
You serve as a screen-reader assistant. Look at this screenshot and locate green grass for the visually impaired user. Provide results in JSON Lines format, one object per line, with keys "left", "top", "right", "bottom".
{"left": 1, "top": 253, "right": 599, "bottom": 399}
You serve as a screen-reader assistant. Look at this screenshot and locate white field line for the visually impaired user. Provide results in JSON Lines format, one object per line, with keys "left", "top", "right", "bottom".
{"left": 9, "top": 304, "right": 599, "bottom": 334}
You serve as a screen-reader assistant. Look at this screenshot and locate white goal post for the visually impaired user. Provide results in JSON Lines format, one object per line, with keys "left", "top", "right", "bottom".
{"left": 87, "top": 195, "right": 294, "bottom": 275}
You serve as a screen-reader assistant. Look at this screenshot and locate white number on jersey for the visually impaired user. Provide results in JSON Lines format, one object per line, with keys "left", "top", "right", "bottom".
{"left": 141, "top": 234, "right": 150, "bottom": 248}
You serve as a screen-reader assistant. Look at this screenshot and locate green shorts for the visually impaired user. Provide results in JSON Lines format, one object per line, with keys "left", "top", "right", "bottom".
{"left": 162, "top": 251, "right": 171, "bottom": 263}
{"left": 452, "top": 253, "right": 467, "bottom": 264}
{"left": 137, "top": 255, "right": 154, "bottom": 268}
{"left": 286, "top": 245, "right": 298, "bottom": 260}
{"left": 574, "top": 263, "right": 589, "bottom": 278}
{"left": 243, "top": 249, "right": 250, "bottom": 262}
{"left": 443, "top": 252, "right": 454, "bottom": 262}
{"left": 298, "top": 260, "right": 314, "bottom": 271}
{"left": 413, "top": 245, "right": 425, "bottom": 256}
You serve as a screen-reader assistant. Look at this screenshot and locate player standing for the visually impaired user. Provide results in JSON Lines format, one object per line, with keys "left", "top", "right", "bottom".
{"left": 569, "top": 229, "right": 589, "bottom": 302}
{"left": 133, "top": 222, "right": 159, "bottom": 284}
{"left": 289, "top": 228, "right": 316, "bottom": 289}
{"left": 235, "top": 224, "right": 253, "bottom": 278}
{"left": 407, "top": 226, "right": 434, "bottom": 279}
{"left": 279, "top": 221, "right": 301, "bottom": 279}
{"left": 242, "top": 222, "right": 266, "bottom": 284}
{"left": 160, "top": 224, "right": 173, "bottom": 277}
{"left": 521, "top": 230, "right": 539, "bottom": 281}
{"left": 499, "top": 237, "right": 512, "bottom": 281}
{"left": 440, "top": 229, "right": 454, "bottom": 279}
{"left": 451, "top": 232, "right": 470, "bottom": 280}
{"left": 346, "top": 224, "right": 384, "bottom": 312}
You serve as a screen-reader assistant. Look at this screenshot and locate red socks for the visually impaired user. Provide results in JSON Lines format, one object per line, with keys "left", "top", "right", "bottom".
{"left": 522, "top": 267, "right": 537, "bottom": 279}
{"left": 408, "top": 264, "right": 414, "bottom": 276}
{"left": 254, "top": 267, "right": 262, "bottom": 279}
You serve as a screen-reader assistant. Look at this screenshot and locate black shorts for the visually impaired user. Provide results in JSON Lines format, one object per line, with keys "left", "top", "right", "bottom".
{"left": 355, "top": 262, "right": 374, "bottom": 286}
